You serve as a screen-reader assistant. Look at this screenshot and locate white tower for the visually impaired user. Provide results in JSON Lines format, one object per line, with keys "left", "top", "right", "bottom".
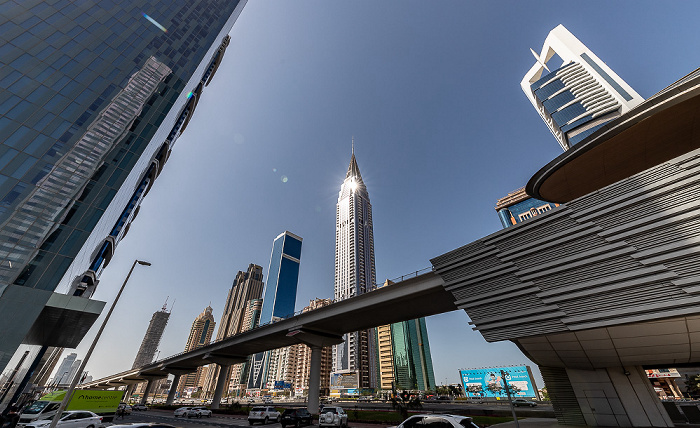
{"left": 521, "top": 24, "right": 643, "bottom": 150}
{"left": 333, "top": 147, "right": 377, "bottom": 389}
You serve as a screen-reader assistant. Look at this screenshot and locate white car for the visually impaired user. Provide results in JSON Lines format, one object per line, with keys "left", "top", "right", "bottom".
{"left": 186, "top": 407, "right": 212, "bottom": 418}
{"left": 173, "top": 407, "right": 192, "bottom": 417}
{"left": 319, "top": 406, "right": 348, "bottom": 428}
{"left": 26, "top": 411, "right": 102, "bottom": 428}
{"left": 393, "top": 414, "right": 479, "bottom": 428}
{"left": 248, "top": 406, "right": 281, "bottom": 424}
{"left": 132, "top": 404, "right": 148, "bottom": 411}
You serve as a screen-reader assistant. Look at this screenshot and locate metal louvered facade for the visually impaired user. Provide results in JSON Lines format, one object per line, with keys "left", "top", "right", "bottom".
{"left": 432, "top": 147, "right": 700, "bottom": 345}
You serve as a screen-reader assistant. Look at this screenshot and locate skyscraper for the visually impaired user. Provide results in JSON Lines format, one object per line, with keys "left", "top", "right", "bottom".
{"left": 291, "top": 299, "right": 333, "bottom": 396}
{"left": 521, "top": 24, "right": 643, "bottom": 150}
{"left": 0, "top": 0, "right": 248, "bottom": 395}
{"left": 248, "top": 231, "right": 303, "bottom": 390}
{"left": 333, "top": 150, "right": 377, "bottom": 389}
{"left": 132, "top": 302, "right": 171, "bottom": 369}
{"left": 495, "top": 187, "right": 559, "bottom": 228}
{"left": 177, "top": 306, "right": 215, "bottom": 396}
{"left": 376, "top": 281, "right": 435, "bottom": 391}
{"left": 201, "top": 264, "right": 263, "bottom": 396}
{"left": 50, "top": 352, "right": 76, "bottom": 387}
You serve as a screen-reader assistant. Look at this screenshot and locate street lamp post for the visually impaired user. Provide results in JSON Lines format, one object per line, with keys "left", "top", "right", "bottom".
{"left": 48, "top": 259, "right": 151, "bottom": 428}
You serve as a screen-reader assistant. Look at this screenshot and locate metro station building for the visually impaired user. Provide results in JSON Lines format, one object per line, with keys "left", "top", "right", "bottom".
{"left": 431, "top": 26, "right": 700, "bottom": 426}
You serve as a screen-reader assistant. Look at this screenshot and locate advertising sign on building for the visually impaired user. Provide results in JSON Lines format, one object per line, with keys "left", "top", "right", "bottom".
{"left": 459, "top": 366, "right": 538, "bottom": 398}
{"left": 646, "top": 368, "right": 681, "bottom": 378}
{"left": 330, "top": 371, "right": 359, "bottom": 389}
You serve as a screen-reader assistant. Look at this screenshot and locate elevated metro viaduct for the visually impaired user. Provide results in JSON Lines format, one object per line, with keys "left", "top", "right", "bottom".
{"left": 81, "top": 271, "right": 456, "bottom": 412}
{"left": 84, "top": 71, "right": 700, "bottom": 426}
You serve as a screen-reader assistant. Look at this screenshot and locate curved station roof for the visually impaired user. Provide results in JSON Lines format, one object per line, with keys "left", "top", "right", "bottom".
{"left": 527, "top": 68, "right": 700, "bottom": 203}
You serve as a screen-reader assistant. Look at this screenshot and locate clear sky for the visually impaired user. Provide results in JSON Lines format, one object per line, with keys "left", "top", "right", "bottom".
{"left": 69, "top": 1, "right": 700, "bottom": 389}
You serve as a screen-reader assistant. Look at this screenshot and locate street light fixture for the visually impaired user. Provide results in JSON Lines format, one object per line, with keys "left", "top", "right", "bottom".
{"left": 48, "top": 259, "right": 151, "bottom": 428}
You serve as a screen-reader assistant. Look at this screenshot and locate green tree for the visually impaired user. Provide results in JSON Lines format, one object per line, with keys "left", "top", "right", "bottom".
{"left": 390, "top": 384, "right": 422, "bottom": 421}
{"left": 685, "top": 374, "right": 700, "bottom": 398}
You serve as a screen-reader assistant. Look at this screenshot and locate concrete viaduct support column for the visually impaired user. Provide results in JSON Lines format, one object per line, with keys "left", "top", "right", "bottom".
{"left": 308, "top": 346, "right": 322, "bottom": 414}
{"left": 211, "top": 365, "right": 230, "bottom": 409}
{"left": 140, "top": 379, "right": 155, "bottom": 405}
{"left": 166, "top": 374, "right": 181, "bottom": 406}
{"left": 124, "top": 384, "right": 136, "bottom": 403}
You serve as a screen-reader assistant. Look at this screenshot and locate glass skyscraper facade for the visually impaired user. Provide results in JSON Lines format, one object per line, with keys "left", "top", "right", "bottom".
{"left": 0, "top": 0, "right": 248, "bottom": 399}
{"left": 390, "top": 318, "right": 435, "bottom": 391}
{"left": 248, "top": 231, "right": 302, "bottom": 390}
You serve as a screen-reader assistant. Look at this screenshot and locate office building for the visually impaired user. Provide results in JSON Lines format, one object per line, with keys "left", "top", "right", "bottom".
{"left": 132, "top": 302, "right": 170, "bottom": 369}
{"left": 228, "top": 297, "right": 262, "bottom": 395}
{"left": 249, "top": 231, "right": 303, "bottom": 390}
{"left": 177, "top": 306, "right": 215, "bottom": 395}
{"left": 50, "top": 352, "right": 76, "bottom": 387}
{"left": 201, "top": 264, "right": 264, "bottom": 396}
{"left": 333, "top": 150, "right": 377, "bottom": 389}
{"left": 0, "top": 0, "right": 248, "bottom": 403}
{"left": 291, "top": 299, "right": 333, "bottom": 396}
{"left": 376, "top": 281, "right": 435, "bottom": 391}
{"left": 495, "top": 187, "right": 559, "bottom": 228}
{"left": 521, "top": 24, "right": 643, "bottom": 150}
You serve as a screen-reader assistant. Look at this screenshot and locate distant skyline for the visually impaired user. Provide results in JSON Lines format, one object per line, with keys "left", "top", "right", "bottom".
{"left": 64, "top": 1, "right": 700, "bottom": 389}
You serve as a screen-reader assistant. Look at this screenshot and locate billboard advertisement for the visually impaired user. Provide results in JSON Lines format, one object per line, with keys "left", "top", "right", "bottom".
{"left": 459, "top": 366, "right": 537, "bottom": 398}
{"left": 330, "top": 371, "right": 358, "bottom": 389}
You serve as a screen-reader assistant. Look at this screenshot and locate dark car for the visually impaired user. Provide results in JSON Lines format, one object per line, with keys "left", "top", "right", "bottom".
{"left": 281, "top": 408, "right": 313, "bottom": 428}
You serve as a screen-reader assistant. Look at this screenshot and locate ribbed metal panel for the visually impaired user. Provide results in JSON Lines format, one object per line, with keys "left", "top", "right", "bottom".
{"left": 431, "top": 147, "right": 700, "bottom": 342}
{"left": 540, "top": 366, "right": 586, "bottom": 426}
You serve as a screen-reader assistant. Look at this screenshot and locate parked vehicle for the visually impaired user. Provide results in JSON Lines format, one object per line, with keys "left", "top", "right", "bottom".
{"left": 173, "top": 407, "right": 192, "bottom": 417}
{"left": 248, "top": 406, "right": 281, "bottom": 424}
{"left": 392, "top": 414, "right": 479, "bottom": 428}
{"left": 110, "top": 424, "right": 176, "bottom": 428}
{"left": 19, "top": 390, "right": 122, "bottom": 426}
{"left": 318, "top": 406, "right": 348, "bottom": 428}
{"left": 281, "top": 408, "right": 312, "bottom": 428}
{"left": 512, "top": 398, "right": 537, "bottom": 407}
{"left": 132, "top": 404, "right": 148, "bottom": 411}
{"left": 187, "top": 407, "right": 212, "bottom": 418}
{"left": 25, "top": 410, "right": 102, "bottom": 428}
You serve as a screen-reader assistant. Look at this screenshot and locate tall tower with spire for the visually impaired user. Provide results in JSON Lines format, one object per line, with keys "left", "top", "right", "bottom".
{"left": 333, "top": 146, "right": 377, "bottom": 389}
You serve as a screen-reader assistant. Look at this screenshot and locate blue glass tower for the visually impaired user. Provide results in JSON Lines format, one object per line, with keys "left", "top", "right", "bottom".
{"left": 0, "top": 0, "right": 248, "bottom": 402}
{"left": 248, "top": 231, "right": 302, "bottom": 390}
{"left": 260, "top": 231, "right": 303, "bottom": 322}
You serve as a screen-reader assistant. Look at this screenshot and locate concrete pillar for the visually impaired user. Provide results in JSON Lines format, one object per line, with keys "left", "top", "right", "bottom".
{"left": 140, "top": 379, "right": 155, "bottom": 405}
{"left": 124, "top": 384, "right": 136, "bottom": 403}
{"left": 308, "top": 346, "right": 321, "bottom": 414}
{"left": 542, "top": 365, "right": 674, "bottom": 427}
{"left": 166, "top": 374, "right": 181, "bottom": 406}
{"left": 210, "top": 365, "right": 230, "bottom": 409}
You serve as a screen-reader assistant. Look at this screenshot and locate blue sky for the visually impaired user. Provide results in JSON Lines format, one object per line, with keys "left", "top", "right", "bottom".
{"left": 73, "top": 1, "right": 700, "bottom": 388}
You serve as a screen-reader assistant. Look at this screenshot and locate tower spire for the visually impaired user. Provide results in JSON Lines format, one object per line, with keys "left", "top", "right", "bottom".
{"left": 352, "top": 136, "right": 354, "bottom": 155}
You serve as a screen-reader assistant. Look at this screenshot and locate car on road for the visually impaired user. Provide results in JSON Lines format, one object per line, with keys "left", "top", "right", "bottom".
{"left": 512, "top": 398, "right": 537, "bottom": 407}
{"left": 318, "top": 406, "right": 348, "bottom": 428}
{"left": 173, "top": 407, "right": 192, "bottom": 417}
{"left": 392, "top": 414, "right": 479, "bottom": 428}
{"left": 25, "top": 410, "right": 102, "bottom": 428}
{"left": 280, "top": 408, "right": 312, "bottom": 428}
{"left": 187, "top": 407, "right": 212, "bottom": 418}
{"left": 132, "top": 404, "right": 148, "bottom": 411}
{"left": 248, "top": 406, "right": 281, "bottom": 424}
{"left": 110, "top": 424, "right": 177, "bottom": 428}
